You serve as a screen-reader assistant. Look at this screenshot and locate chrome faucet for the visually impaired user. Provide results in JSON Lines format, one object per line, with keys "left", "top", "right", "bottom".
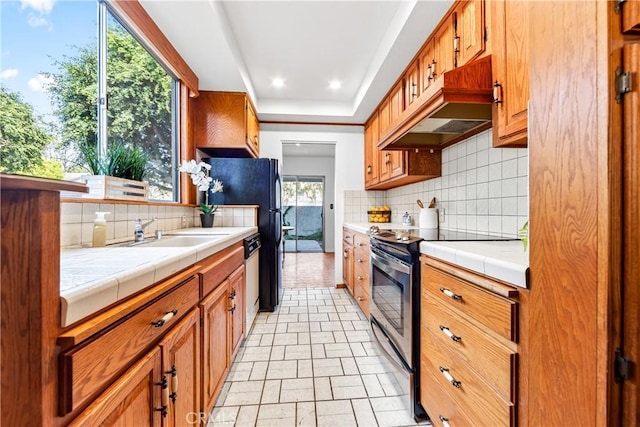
{"left": 134, "top": 217, "right": 157, "bottom": 242}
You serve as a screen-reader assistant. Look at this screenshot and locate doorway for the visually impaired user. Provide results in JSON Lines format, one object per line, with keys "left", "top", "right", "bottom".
{"left": 282, "top": 175, "right": 324, "bottom": 252}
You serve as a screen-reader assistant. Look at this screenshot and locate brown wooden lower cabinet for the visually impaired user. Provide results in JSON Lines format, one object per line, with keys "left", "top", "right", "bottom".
{"left": 69, "top": 347, "right": 163, "bottom": 427}
{"left": 343, "top": 228, "right": 370, "bottom": 319}
{"left": 200, "top": 277, "right": 231, "bottom": 415}
{"left": 420, "top": 256, "right": 519, "bottom": 426}
{"left": 343, "top": 228, "right": 355, "bottom": 294}
{"left": 58, "top": 243, "right": 246, "bottom": 425}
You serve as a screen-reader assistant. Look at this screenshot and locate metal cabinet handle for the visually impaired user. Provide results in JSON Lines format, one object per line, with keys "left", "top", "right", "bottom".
{"left": 166, "top": 365, "right": 178, "bottom": 404}
{"left": 439, "top": 415, "right": 451, "bottom": 427}
{"left": 229, "top": 304, "right": 236, "bottom": 313}
{"left": 439, "top": 287, "right": 462, "bottom": 300}
{"left": 343, "top": 250, "right": 349, "bottom": 259}
{"left": 439, "top": 325, "right": 461, "bottom": 342}
{"left": 151, "top": 310, "right": 177, "bottom": 327}
{"left": 357, "top": 296, "right": 364, "bottom": 302}
{"left": 439, "top": 367, "right": 461, "bottom": 388}
{"left": 155, "top": 375, "right": 168, "bottom": 417}
{"left": 493, "top": 80, "right": 503, "bottom": 105}
{"left": 367, "top": 165, "right": 372, "bottom": 174}
{"left": 357, "top": 259, "right": 364, "bottom": 263}
{"left": 357, "top": 275, "right": 363, "bottom": 281}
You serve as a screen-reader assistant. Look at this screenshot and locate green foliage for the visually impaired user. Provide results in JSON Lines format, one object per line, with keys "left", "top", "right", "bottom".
{"left": 79, "top": 142, "right": 147, "bottom": 181}
{"left": 29, "top": 159, "right": 65, "bottom": 179}
{"left": 47, "top": 21, "right": 172, "bottom": 193}
{"left": 0, "top": 86, "right": 52, "bottom": 172}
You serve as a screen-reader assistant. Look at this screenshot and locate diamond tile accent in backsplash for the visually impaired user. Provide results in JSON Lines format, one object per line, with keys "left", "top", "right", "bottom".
{"left": 344, "top": 129, "right": 529, "bottom": 237}
{"left": 60, "top": 203, "right": 257, "bottom": 248}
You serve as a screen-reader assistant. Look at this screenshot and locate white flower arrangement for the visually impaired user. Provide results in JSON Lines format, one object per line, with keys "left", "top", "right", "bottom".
{"left": 178, "top": 160, "right": 223, "bottom": 214}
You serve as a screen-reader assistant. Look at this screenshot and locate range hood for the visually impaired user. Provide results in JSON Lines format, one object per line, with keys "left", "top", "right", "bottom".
{"left": 377, "top": 56, "right": 494, "bottom": 150}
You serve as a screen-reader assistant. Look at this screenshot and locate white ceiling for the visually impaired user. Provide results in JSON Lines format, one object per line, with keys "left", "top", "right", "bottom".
{"left": 140, "top": 0, "right": 453, "bottom": 124}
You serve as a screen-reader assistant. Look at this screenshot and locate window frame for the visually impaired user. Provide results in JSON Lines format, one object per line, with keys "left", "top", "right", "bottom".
{"left": 97, "top": 0, "right": 184, "bottom": 202}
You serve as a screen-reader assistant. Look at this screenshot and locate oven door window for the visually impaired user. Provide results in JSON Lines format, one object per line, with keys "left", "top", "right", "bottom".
{"left": 371, "top": 250, "right": 411, "bottom": 337}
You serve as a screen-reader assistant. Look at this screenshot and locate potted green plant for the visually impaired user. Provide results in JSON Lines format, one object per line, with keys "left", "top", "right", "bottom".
{"left": 79, "top": 142, "right": 149, "bottom": 200}
{"left": 178, "top": 159, "right": 224, "bottom": 227}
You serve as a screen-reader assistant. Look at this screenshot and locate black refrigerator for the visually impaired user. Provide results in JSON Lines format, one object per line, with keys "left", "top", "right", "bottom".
{"left": 204, "top": 157, "right": 282, "bottom": 312}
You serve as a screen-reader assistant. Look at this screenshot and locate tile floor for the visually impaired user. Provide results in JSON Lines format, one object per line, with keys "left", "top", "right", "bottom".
{"left": 208, "top": 287, "right": 429, "bottom": 427}
{"left": 282, "top": 253, "right": 335, "bottom": 288}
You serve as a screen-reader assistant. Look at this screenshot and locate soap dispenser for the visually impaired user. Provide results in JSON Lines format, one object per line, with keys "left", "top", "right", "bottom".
{"left": 92, "top": 212, "right": 110, "bottom": 247}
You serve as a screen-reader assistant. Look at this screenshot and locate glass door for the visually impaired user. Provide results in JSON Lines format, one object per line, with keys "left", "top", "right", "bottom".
{"left": 282, "top": 176, "right": 324, "bottom": 252}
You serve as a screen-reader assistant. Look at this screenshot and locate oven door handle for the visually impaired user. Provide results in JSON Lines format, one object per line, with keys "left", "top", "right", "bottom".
{"left": 370, "top": 318, "right": 413, "bottom": 374}
{"left": 370, "top": 248, "right": 411, "bottom": 275}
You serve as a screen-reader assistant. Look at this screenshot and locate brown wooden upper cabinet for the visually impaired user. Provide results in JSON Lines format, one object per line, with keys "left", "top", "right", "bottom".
{"left": 191, "top": 91, "right": 260, "bottom": 158}
{"left": 490, "top": 0, "right": 528, "bottom": 147}
{"left": 405, "top": 60, "right": 420, "bottom": 110}
{"left": 454, "top": 0, "right": 486, "bottom": 67}
{"left": 389, "top": 81, "right": 405, "bottom": 133}
{"left": 364, "top": 115, "right": 380, "bottom": 188}
{"left": 621, "top": 0, "right": 640, "bottom": 34}
{"left": 419, "top": 39, "right": 436, "bottom": 94}
{"left": 433, "top": 16, "right": 455, "bottom": 83}
{"left": 375, "top": 149, "right": 442, "bottom": 190}
{"left": 378, "top": 97, "right": 391, "bottom": 138}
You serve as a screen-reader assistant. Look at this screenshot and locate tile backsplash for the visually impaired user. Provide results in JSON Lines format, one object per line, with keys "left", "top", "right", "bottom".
{"left": 344, "top": 129, "right": 529, "bottom": 238}
{"left": 60, "top": 203, "right": 257, "bottom": 248}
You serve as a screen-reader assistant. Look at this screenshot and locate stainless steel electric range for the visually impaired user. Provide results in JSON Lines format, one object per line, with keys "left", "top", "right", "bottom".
{"left": 367, "top": 226, "right": 517, "bottom": 422}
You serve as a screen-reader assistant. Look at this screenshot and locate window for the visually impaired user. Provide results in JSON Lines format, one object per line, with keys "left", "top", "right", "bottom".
{"left": 0, "top": 1, "right": 179, "bottom": 201}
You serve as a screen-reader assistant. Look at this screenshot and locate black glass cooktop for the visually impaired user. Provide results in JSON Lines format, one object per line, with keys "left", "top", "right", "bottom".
{"left": 369, "top": 227, "right": 519, "bottom": 245}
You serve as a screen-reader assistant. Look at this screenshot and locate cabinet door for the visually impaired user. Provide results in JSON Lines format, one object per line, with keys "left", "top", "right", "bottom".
{"left": 491, "top": 0, "right": 528, "bottom": 147}
{"left": 343, "top": 243, "right": 354, "bottom": 295}
{"left": 379, "top": 98, "right": 391, "bottom": 139}
{"left": 455, "top": 0, "right": 485, "bottom": 67}
{"left": 160, "top": 309, "right": 200, "bottom": 427}
{"left": 200, "top": 280, "right": 230, "bottom": 414}
{"left": 622, "top": 1, "right": 640, "bottom": 34}
{"left": 228, "top": 265, "right": 245, "bottom": 360}
{"left": 405, "top": 60, "right": 420, "bottom": 108}
{"left": 379, "top": 151, "right": 391, "bottom": 182}
{"left": 419, "top": 39, "right": 436, "bottom": 94}
{"left": 246, "top": 100, "right": 260, "bottom": 157}
{"left": 390, "top": 151, "right": 405, "bottom": 179}
{"left": 622, "top": 42, "right": 640, "bottom": 427}
{"left": 433, "top": 17, "right": 455, "bottom": 82}
{"left": 70, "top": 348, "right": 162, "bottom": 427}
{"left": 389, "top": 81, "right": 405, "bottom": 128}
{"left": 364, "top": 115, "right": 380, "bottom": 188}
{"left": 191, "top": 92, "right": 245, "bottom": 150}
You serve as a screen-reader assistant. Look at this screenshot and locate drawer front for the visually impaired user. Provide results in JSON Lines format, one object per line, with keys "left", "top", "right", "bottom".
{"left": 354, "top": 281, "right": 370, "bottom": 318}
{"left": 353, "top": 267, "right": 370, "bottom": 291}
{"left": 422, "top": 327, "right": 515, "bottom": 426}
{"left": 60, "top": 275, "right": 199, "bottom": 413}
{"left": 343, "top": 228, "right": 354, "bottom": 246}
{"left": 353, "top": 245, "right": 370, "bottom": 272}
{"left": 423, "top": 264, "right": 517, "bottom": 341}
{"left": 422, "top": 294, "right": 516, "bottom": 400}
{"left": 421, "top": 360, "right": 474, "bottom": 427}
{"left": 353, "top": 233, "right": 370, "bottom": 252}
{"left": 200, "top": 245, "right": 244, "bottom": 297}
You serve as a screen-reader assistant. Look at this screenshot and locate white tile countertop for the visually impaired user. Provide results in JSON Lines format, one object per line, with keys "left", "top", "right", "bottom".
{"left": 420, "top": 240, "right": 529, "bottom": 288}
{"left": 60, "top": 226, "right": 257, "bottom": 327}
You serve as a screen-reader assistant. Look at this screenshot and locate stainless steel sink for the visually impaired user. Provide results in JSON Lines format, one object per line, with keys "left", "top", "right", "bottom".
{"left": 114, "top": 235, "right": 225, "bottom": 248}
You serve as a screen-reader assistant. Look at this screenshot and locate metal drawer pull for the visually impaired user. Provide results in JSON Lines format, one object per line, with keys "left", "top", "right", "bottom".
{"left": 439, "top": 287, "right": 462, "bottom": 300}
{"left": 152, "top": 309, "right": 177, "bottom": 327}
{"left": 439, "top": 415, "right": 451, "bottom": 427}
{"left": 357, "top": 296, "right": 364, "bottom": 302}
{"left": 439, "top": 367, "right": 461, "bottom": 388}
{"left": 439, "top": 325, "right": 461, "bottom": 342}
{"left": 357, "top": 258, "right": 364, "bottom": 263}
{"left": 357, "top": 275, "right": 363, "bottom": 281}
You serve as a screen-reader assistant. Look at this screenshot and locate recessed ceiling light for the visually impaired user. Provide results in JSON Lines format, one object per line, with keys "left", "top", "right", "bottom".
{"left": 272, "top": 78, "right": 285, "bottom": 88}
{"left": 329, "top": 80, "right": 342, "bottom": 90}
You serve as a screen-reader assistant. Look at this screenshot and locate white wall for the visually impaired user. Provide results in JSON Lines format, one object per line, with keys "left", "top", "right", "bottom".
{"left": 260, "top": 124, "right": 364, "bottom": 284}
{"left": 282, "top": 155, "right": 336, "bottom": 252}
